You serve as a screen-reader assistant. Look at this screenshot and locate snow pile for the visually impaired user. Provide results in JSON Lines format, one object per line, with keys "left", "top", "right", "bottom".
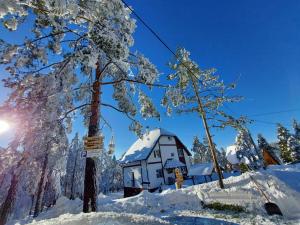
{"left": 27, "top": 212, "right": 170, "bottom": 225}
{"left": 186, "top": 165, "right": 300, "bottom": 219}
{"left": 13, "top": 164, "right": 300, "bottom": 224}
{"left": 99, "top": 189, "right": 201, "bottom": 215}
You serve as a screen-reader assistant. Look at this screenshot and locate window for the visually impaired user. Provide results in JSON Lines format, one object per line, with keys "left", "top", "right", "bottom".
{"left": 131, "top": 172, "right": 135, "bottom": 187}
{"left": 156, "top": 169, "right": 163, "bottom": 178}
{"left": 178, "top": 148, "right": 184, "bottom": 157}
{"left": 181, "top": 167, "right": 187, "bottom": 174}
{"left": 168, "top": 136, "right": 172, "bottom": 141}
{"left": 167, "top": 168, "right": 173, "bottom": 174}
{"left": 171, "top": 153, "right": 174, "bottom": 157}
{"left": 154, "top": 150, "right": 161, "bottom": 158}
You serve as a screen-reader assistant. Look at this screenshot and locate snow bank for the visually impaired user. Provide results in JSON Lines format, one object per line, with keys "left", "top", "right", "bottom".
{"left": 13, "top": 164, "right": 300, "bottom": 224}
{"left": 26, "top": 212, "right": 170, "bottom": 225}
{"left": 99, "top": 189, "right": 201, "bottom": 215}
{"left": 186, "top": 165, "right": 300, "bottom": 219}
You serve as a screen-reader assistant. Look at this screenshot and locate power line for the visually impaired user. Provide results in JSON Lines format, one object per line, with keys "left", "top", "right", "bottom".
{"left": 121, "top": 0, "right": 177, "bottom": 57}
{"left": 224, "top": 104, "right": 293, "bottom": 127}
{"left": 121, "top": 0, "right": 205, "bottom": 84}
{"left": 121, "top": 1, "right": 298, "bottom": 128}
{"left": 248, "top": 108, "right": 300, "bottom": 117}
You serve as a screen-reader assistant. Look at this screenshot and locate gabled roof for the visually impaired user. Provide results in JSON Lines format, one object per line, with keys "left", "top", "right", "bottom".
{"left": 120, "top": 128, "right": 190, "bottom": 164}
{"left": 264, "top": 147, "right": 282, "bottom": 164}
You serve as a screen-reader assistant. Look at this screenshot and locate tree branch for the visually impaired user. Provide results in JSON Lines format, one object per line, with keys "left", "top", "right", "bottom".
{"left": 59, "top": 103, "right": 90, "bottom": 121}
{"left": 101, "top": 103, "right": 137, "bottom": 122}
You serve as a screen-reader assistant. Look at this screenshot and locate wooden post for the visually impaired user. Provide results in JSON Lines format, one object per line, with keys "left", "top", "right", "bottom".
{"left": 190, "top": 75, "right": 224, "bottom": 189}
{"left": 83, "top": 62, "right": 102, "bottom": 213}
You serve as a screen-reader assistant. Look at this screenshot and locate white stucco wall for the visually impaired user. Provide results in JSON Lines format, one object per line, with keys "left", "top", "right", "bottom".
{"left": 160, "top": 145, "right": 179, "bottom": 165}
{"left": 147, "top": 143, "right": 161, "bottom": 163}
{"left": 159, "top": 136, "right": 176, "bottom": 145}
{"left": 147, "top": 163, "right": 164, "bottom": 189}
{"left": 140, "top": 160, "right": 149, "bottom": 188}
{"left": 123, "top": 165, "right": 142, "bottom": 188}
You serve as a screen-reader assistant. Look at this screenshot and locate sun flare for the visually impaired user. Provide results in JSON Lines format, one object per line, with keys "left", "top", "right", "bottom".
{"left": 0, "top": 120, "right": 10, "bottom": 134}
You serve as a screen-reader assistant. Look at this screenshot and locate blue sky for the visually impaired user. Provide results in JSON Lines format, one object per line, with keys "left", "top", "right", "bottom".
{"left": 1, "top": 0, "right": 300, "bottom": 158}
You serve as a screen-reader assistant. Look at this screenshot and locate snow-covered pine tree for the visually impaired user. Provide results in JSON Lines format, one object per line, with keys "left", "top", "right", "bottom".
{"left": 64, "top": 133, "right": 85, "bottom": 200}
{"left": 218, "top": 147, "right": 228, "bottom": 169}
{"left": 0, "top": 0, "right": 165, "bottom": 213}
{"left": 0, "top": 71, "right": 70, "bottom": 222}
{"left": 288, "top": 135, "right": 300, "bottom": 162}
{"left": 191, "top": 136, "right": 216, "bottom": 164}
{"left": 96, "top": 151, "right": 122, "bottom": 194}
{"left": 293, "top": 119, "right": 300, "bottom": 140}
{"left": 235, "top": 129, "right": 261, "bottom": 169}
{"left": 277, "top": 124, "right": 292, "bottom": 163}
{"left": 165, "top": 48, "right": 246, "bottom": 188}
{"left": 191, "top": 136, "right": 204, "bottom": 163}
{"left": 257, "top": 134, "right": 269, "bottom": 151}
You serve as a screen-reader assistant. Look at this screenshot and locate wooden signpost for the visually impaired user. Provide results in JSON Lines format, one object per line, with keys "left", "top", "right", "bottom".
{"left": 175, "top": 168, "right": 183, "bottom": 189}
{"left": 83, "top": 136, "right": 103, "bottom": 158}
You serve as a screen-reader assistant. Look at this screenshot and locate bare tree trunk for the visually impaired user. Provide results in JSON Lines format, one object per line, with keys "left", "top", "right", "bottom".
{"left": 190, "top": 76, "right": 224, "bottom": 189}
{"left": 33, "top": 144, "right": 49, "bottom": 217}
{"left": 83, "top": 62, "right": 102, "bottom": 213}
{"left": 0, "top": 156, "right": 26, "bottom": 225}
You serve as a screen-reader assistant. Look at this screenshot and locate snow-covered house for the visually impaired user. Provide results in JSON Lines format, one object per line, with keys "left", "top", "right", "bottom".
{"left": 120, "top": 128, "right": 192, "bottom": 197}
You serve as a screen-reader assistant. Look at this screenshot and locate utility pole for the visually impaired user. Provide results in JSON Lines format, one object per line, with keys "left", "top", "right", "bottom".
{"left": 190, "top": 75, "right": 224, "bottom": 189}
{"left": 83, "top": 62, "right": 102, "bottom": 213}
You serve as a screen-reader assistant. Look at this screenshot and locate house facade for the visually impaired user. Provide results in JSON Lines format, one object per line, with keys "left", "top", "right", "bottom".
{"left": 120, "top": 128, "right": 191, "bottom": 197}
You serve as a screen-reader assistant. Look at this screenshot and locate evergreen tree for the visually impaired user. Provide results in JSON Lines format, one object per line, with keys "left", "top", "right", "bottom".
{"left": 64, "top": 133, "right": 85, "bottom": 200}
{"left": 165, "top": 47, "right": 246, "bottom": 188}
{"left": 257, "top": 134, "right": 269, "bottom": 150}
{"left": 191, "top": 136, "right": 212, "bottom": 164}
{"left": 96, "top": 150, "right": 123, "bottom": 194}
{"left": 218, "top": 147, "right": 228, "bottom": 168}
{"left": 235, "top": 129, "right": 261, "bottom": 169}
{"left": 293, "top": 119, "right": 300, "bottom": 140}
{"left": 191, "top": 136, "right": 202, "bottom": 163}
{"left": 288, "top": 136, "right": 300, "bottom": 162}
{"left": 0, "top": 0, "right": 166, "bottom": 215}
{"left": 277, "top": 124, "right": 292, "bottom": 163}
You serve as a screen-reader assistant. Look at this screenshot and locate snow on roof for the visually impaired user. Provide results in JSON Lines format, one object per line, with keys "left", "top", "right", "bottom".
{"left": 188, "top": 163, "right": 214, "bottom": 176}
{"left": 120, "top": 128, "right": 175, "bottom": 163}
{"left": 164, "top": 159, "right": 185, "bottom": 169}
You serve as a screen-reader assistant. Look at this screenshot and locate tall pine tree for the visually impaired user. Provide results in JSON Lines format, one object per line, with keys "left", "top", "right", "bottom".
{"left": 277, "top": 124, "right": 292, "bottom": 163}
{"left": 235, "top": 129, "right": 261, "bottom": 169}
{"left": 288, "top": 136, "right": 300, "bottom": 162}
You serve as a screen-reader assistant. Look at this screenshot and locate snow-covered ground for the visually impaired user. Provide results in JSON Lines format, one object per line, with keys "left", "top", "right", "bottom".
{"left": 12, "top": 163, "right": 300, "bottom": 225}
